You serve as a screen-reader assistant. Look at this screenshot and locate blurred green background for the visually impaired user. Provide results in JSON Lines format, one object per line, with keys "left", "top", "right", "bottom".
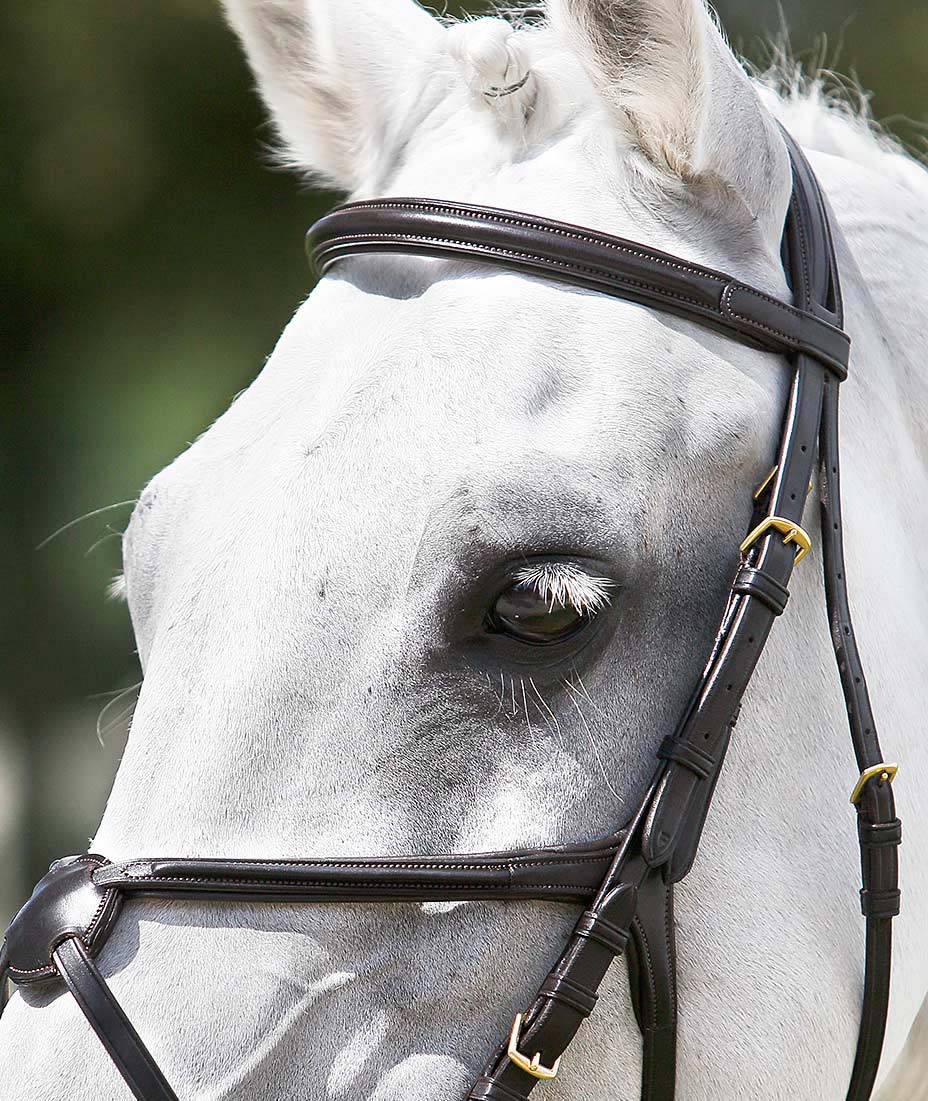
{"left": 1, "top": 1, "right": 925, "bottom": 927}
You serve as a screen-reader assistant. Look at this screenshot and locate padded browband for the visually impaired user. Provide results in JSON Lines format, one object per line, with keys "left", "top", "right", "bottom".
{"left": 307, "top": 198, "right": 850, "bottom": 380}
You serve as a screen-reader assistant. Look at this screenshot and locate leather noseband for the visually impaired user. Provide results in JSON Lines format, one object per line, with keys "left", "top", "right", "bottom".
{"left": 0, "top": 133, "right": 900, "bottom": 1101}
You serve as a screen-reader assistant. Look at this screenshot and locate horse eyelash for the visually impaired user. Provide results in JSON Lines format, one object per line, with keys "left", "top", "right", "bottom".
{"left": 511, "top": 562, "right": 614, "bottom": 615}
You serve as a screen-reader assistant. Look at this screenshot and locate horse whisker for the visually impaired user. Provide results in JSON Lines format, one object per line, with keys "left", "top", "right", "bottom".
{"left": 529, "top": 677, "right": 561, "bottom": 736}
{"left": 37, "top": 500, "right": 137, "bottom": 551}
{"left": 563, "top": 679, "right": 621, "bottom": 801}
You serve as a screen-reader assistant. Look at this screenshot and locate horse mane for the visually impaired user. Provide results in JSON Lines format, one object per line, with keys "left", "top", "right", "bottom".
{"left": 751, "top": 55, "right": 927, "bottom": 194}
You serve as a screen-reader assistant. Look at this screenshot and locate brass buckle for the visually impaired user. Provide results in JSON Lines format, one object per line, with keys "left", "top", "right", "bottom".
{"left": 740, "top": 516, "right": 812, "bottom": 564}
{"left": 850, "top": 763, "right": 898, "bottom": 805}
{"left": 507, "top": 1013, "right": 561, "bottom": 1080}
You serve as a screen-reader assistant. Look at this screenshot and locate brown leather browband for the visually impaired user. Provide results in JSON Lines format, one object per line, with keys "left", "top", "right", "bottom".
{"left": 0, "top": 133, "right": 900, "bottom": 1101}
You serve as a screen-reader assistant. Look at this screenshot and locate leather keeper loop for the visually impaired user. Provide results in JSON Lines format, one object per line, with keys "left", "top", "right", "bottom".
{"left": 539, "top": 972, "right": 598, "bottom": 1017}
{"left": 468, "top": 1078, "right": 530, "bottom": 1101}
{"left": 860, "top": 889, "right": 901, "bottom": 918}
{"left": 733, "top": 566, "right": 790, "bottom": 615}
{"left": 858, "top": 819, "right": 902, "bottom": 847}
{"left": 657, "top": 735, "right": 714, "bottom": 781}
{"left": 575, "top": 910, "right": 630, "bottom": 956}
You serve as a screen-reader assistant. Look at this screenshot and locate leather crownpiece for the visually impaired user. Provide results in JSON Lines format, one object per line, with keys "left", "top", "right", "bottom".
{"left": 4, "top": 855, "right": 121, "bottom": 983}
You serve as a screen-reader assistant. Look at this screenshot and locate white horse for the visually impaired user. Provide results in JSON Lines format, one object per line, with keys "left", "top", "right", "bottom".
{"left": 2, "top": 1, "right": 927, "bottom": 1098}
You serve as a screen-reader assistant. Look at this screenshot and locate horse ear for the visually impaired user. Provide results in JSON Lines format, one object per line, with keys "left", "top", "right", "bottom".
{"left": 221, "top": 0, "right": 445, "bottom": 191}
{"left": 549, "top": 0, "right": 791, "bottom": 248}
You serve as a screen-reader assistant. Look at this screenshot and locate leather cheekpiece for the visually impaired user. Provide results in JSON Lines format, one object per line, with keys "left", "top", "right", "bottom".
{"left": 4, "top": 855, "right": 120, "bottom": 983}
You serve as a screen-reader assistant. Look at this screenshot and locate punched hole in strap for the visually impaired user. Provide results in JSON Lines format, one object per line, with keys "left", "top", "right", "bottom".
{"left": 657, "top": 735, "right": 715, "bottom": 781}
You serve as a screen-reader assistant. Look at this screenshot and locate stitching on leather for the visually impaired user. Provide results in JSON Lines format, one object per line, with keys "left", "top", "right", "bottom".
{"left": 725, "top": 278, "right": 814, "bottom": 324}
{"left": 115, "top": 876, "right": 594, "bottom": 892}
{"left": 722, "top": 282, "right": 846, "bottom": 370}
{"left": 664, "top": 886, "right": 677, "bottom": 1012}
{"left": 9, "top": 962, "right": 56, "bottom": 977}
{"left": 318, "top": 234, "right": 710, "bottom": 312}
{"left": 330, "top": 201, "right": 723, "bottom": 284}
{"left": 70, "top": 856, "right": 112, "bottom": 949}
{"left": 111, "top": 852, "right": 618, "bottom": 877}
{"left": 632, "top": 915, "right": 659, "bottom": 1032}
{"left": 8, "top": 857, "right": 109, "bottom": 978}
{"left": 792, "top": 192, "right": 813, "bottom": 311}
{"left": 84, "top": 876, "right": 116, "bottom": 945}
{"left": 720, "top": 283, "right": 846, "bottom": 376}
{"left": 720, "top": 283, "right": 799, "bottom": 346}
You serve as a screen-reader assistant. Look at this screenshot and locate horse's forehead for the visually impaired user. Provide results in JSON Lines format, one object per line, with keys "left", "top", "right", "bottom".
{"left": 164, "top": 276, "right": 733, "bottom": 504}
{"left": 127, "top": 270, "right": 770, "bottom": 633}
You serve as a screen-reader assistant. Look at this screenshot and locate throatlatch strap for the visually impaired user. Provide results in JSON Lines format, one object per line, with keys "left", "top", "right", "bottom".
{"left": 820, "top": 344, "right": 900, "bottom": 1101}
{"left": 787, "top": 129, "right": 900, "bottom": 1101}
{"left": 52, "top": 938, "right": 178, "bottom": 1101}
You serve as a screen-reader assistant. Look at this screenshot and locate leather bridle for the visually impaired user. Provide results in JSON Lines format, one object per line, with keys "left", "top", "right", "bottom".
{"left": 0, "top": 133, "right": 901, "bottom": 1101}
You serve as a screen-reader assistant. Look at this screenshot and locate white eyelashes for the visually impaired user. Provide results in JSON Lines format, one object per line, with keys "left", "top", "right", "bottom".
{"left": 511, "top": 561, "right": 614, "bottom": 615}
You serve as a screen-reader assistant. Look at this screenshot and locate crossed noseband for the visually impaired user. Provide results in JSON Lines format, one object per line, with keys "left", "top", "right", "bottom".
{"left": 0, "top": 133, "right": 900, "bottom": 1101}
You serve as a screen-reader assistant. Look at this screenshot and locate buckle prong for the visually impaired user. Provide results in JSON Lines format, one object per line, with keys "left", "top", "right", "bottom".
{"left": 507, "top": 1013, "right": 561, "bottom": 1080}
{"left": 740, "top": 515, "right": 812, "bottom": 564}
{"left": 850, "top": 763, "right": 898, "bottom": 805}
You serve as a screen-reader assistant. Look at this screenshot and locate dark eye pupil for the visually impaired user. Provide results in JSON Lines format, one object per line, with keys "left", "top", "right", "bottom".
{"left": 489, "top": 586, "right": 585, "bottom": 644}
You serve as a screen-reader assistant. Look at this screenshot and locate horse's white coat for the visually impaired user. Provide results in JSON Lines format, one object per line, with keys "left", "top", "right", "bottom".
{"left": 2, "top": 1, "right": 926, "bottom": 1098}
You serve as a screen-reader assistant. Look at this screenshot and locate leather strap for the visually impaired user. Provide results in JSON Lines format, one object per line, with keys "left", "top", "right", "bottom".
{"left": 52, "top": 937, "right": 178, "bottom": 1101}
{"left": 91, "top": 843, "right": 622, "bottom": 903}
{"left": 308, "top": 199, "right": 850, "bottom": 380}
{"left": 787, "top": 129, "right": 900, "bottom": 1101}
{"left": 818, "top": 332, "right": 901, "bottom": 1101}
{"left": 626, "top": 872, "right": 677, "bottom": 1101}
{"left": 0, "top": 943, "right": 10, "bottom": 1016}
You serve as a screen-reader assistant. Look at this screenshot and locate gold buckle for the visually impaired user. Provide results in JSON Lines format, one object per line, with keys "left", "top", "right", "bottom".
{"left": 850, "top": 763, "right": 898, "bottom": 805}
{"left": 507, "top": 1014, "right": 561, "bottom": 1080}
{"left": 740, "top": 516, "right": 812, "bottom": 564}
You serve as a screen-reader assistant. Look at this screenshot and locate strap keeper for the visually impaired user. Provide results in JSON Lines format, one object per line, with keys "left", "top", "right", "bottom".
{"left": 539, "top": 972, "right": 598, "bottom": 1016}
{"left": 657, "top": 735, "right": 714, "bottom": 781}
{"left": 733, "top": 566, "right": 790, "bottom": 615}
{"left": 575, "top": 910, "right": 630, "bottom": 956}
{"left": 467, "top": 1079, "right": 528, "bottom": 1101}
{"left": 860, "top": 889, "right": 901, "bottom": 918}
{"left": 858, "top": 819, "right": 902, "bottom": 848}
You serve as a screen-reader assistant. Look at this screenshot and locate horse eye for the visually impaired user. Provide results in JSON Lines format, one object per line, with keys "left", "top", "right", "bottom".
{"left": 487, "top": 584, "right": 587, "bottom": 645}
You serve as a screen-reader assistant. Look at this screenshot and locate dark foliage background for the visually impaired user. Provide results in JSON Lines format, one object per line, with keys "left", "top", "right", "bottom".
{"left": 1, "top": 1, "right": 925, "bottom": 925}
